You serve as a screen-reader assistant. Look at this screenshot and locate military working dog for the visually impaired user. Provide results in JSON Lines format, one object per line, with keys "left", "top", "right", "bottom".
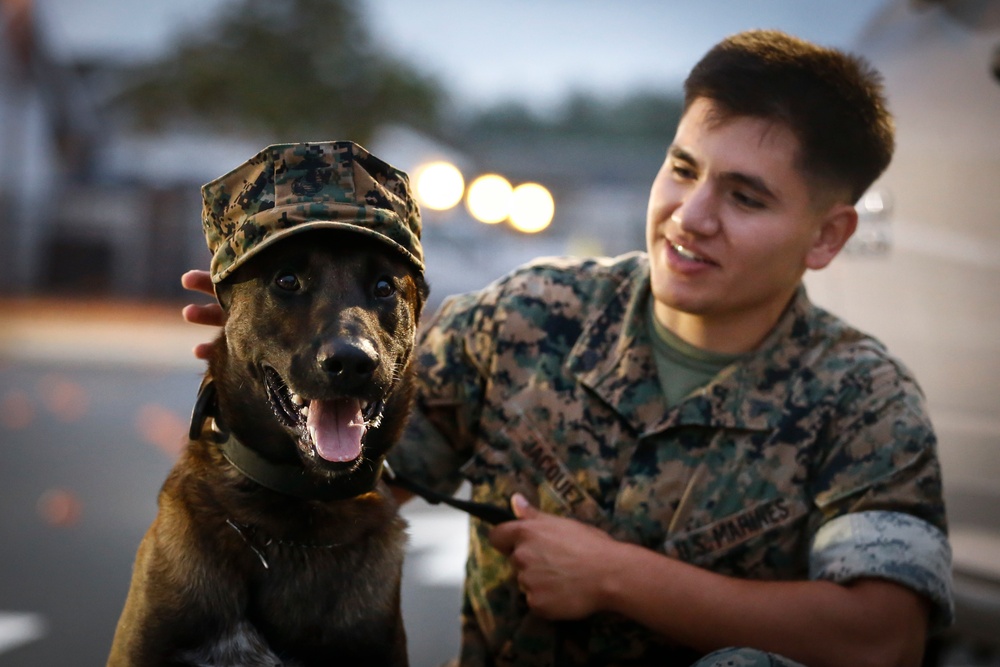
{"left": 108, "top": 142, "right": 427, "bottom": 667}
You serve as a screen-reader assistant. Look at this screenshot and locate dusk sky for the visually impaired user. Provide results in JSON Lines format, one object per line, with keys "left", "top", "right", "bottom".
{"left": 40, "top": 0, "right": 887, "bottom": 112}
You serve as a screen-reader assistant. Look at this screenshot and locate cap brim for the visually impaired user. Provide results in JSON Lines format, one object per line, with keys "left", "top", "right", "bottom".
{"left": 212, "top": 220, "right": 424, "bottom": 284}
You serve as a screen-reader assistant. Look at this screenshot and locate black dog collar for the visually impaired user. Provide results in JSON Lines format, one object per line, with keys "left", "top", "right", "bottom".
{"left": 188, "top": 379, "right": 514, "bottom": 519}
{"left": 218, "top": 432, "right": 376, "bottom": 502}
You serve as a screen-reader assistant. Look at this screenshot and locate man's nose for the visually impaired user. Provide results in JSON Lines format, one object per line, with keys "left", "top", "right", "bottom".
{"left": 672, "top": 183, "right": 720, "bottom": 236}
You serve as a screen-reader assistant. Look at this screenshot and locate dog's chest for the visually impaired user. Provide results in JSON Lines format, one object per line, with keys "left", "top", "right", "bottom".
{"left": 172, "top": 547, "right": 403, "bottom": 666}
{"left": 178, "top": 620, "right": 295, "bottom": 667}
{"left": 179, "top": 522, "right": 406, "bottom": 665}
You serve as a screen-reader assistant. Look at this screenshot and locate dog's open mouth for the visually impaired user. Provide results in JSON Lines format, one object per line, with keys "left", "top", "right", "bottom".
{"left": 262, "top": 366, "right": 384, "bottom": 464}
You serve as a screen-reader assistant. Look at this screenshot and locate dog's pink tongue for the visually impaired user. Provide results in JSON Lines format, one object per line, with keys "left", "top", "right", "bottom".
{"left": 307, "top": 399, "right": 365, "bottom": 462}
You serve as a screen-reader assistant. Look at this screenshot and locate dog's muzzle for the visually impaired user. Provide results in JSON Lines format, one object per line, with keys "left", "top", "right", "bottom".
{"left": 263, "top": 366, "right": 385, "bottom": 464}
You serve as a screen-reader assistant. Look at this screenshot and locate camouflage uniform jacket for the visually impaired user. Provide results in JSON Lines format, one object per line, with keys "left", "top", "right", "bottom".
{"left": 389, "top": 252, "right": 952, "bottom": 667}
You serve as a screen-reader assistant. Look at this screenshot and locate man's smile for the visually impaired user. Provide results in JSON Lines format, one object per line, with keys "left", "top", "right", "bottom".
{"left": 666, "top": 238, "right": 720, "bottom": 268}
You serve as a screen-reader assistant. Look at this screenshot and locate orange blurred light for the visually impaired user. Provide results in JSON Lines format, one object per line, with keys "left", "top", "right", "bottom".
{"left": 135, "top": 403, "right": 187, "bottom": 457}
{"left": 509, "top": 183, "right": 555, "bottom": 234}
{"left": 37, "top": 488, "right": 83, "bottom": 527}
{"left": 466, "top": 174, "right": 513, "bottom": 224}
{"left": 37, "top": 374, "right": 89, "bottom": 422}
{"left": 0, "top": 389, "right": 35, "bottom": 430}
{"left": 415, "top": 161, "right": 465, "bottom": 211}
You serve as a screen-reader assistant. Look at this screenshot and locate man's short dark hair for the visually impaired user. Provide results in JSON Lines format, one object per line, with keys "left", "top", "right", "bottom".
{"left": 684, "top": 30, "right": 894, "bottom": 203}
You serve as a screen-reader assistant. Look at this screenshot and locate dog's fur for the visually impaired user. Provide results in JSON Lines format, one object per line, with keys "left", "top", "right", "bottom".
{"left": 108, "top": 231, "right": 427, "bottom": 666}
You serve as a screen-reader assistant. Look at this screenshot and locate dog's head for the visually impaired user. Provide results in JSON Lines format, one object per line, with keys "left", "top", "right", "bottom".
{"left": 211, "top": 230, "right": 427, "bottom": 487}
{"left": 198, "top": 141, "right": 427, "bottom": 495}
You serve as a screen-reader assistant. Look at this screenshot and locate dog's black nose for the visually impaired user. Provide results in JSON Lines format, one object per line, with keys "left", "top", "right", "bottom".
{"left": 317, "top": 339, "right": 380, "bottom": 386}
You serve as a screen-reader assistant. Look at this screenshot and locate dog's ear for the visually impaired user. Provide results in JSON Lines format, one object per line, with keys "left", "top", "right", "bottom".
{"left": 415, "top": 274, "right": 430, "bottom": 318}
{"left": 215, "top": 281, "right": 233, "bottom": 312}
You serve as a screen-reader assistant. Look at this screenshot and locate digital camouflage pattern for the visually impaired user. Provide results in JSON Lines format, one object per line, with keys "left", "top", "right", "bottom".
{"left": 389, "top": 252, "right": 952, "bottom": 667}
{"left": 201, "top": 141, "right": 423, "bottom": 284}
{"left": 810, "top": 509, "right": 952, "bottom": 614}
{"left": 692, "top": 647, "right": 806, "bottom": 667}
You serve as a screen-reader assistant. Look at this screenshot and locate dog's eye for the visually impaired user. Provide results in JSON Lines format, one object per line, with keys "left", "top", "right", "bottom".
{"left": 373, "top": 278, "right": 395, "bottom": 299}
{"left": 275, "top": 273, "right": 301, "bottom": 291}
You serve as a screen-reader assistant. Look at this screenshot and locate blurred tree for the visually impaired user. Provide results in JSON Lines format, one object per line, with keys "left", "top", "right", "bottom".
{"left": 458, "top": 91, "right": 681, "bottom": 144}
{"left": 453, "top": 91, "right": 682, "bottom": 184}
{"left": 114, "top": 0, "right": 444, "bottom": 144}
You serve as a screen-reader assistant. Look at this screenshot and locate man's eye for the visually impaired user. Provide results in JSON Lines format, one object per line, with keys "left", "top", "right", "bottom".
{"left": 732, "top": 191, "right": 766, "bottom": 210}
{"left": 671, "top": 163, "right": 697, "bottom": 181}
{"left": 374, "top": 278, "right": 395, "bottom": 299}
{"left": 275, "top": 273, "right": 301, "bottom": 291}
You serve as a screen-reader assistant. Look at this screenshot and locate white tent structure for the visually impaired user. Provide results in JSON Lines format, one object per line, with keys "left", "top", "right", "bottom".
{"left": 805, "top": 0, "right": 1000, "bottom": 645}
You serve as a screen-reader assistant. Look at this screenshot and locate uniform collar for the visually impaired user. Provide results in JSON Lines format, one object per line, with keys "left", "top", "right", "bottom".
{"left": 567, "top": 263, "right": 817, "bottom": 436}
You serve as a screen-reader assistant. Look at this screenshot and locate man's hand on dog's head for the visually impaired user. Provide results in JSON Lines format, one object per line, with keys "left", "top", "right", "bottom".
{"left": 181, "top": 269, "right": 226, "bottom": 360}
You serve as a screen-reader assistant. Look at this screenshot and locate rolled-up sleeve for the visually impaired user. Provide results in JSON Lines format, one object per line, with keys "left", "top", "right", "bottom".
{"left": 806, "top": 347, "right": 953, "bottom": 631}
{"left": 810, "top": 510, "right": 954, "bottom": 630}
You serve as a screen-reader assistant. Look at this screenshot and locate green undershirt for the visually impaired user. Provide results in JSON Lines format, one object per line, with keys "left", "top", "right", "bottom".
{"left": 647, "top": 300, "right": 745, "bottom": 408}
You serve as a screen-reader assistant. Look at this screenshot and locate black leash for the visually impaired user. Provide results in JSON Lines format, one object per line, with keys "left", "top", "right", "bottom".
{"left": 381, "top": 462, "right": 515, "bottom": 525}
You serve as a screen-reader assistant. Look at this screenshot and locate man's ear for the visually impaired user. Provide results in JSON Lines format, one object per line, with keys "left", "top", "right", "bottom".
{"left": 806, "top": 203, "right": 858, "bottom": 270}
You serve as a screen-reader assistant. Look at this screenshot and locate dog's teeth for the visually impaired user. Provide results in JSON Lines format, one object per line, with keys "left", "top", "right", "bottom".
{"left": 291, "top": 393, "right": 304, "bottom": 406}
{"left": 300, "top": 405, "right": 310, "bottom": 418}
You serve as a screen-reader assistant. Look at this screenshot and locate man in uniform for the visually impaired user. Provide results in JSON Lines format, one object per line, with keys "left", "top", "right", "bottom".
{"left": 183, "top": 29, "right": 951, "bottom": 667}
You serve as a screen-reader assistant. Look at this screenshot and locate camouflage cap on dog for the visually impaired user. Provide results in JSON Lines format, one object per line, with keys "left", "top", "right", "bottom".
{"left": 202, "top": 141, "right": 423, "bottom": 283}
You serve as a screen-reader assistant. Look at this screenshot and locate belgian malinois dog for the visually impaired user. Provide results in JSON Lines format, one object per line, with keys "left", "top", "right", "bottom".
{"left": 109, "top": 142, "right": 427, "bottom": 666}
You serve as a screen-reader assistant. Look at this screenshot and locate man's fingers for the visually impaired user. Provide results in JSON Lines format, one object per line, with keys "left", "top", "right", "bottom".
{"left": 179, "top": 270, "right": 222, "bottom": 360}
{"left": 181, "top": 269, "right": 215, "bottom": 297}
{"left": 511, "top": 493, "right": 539, "bottom": 520}
{"left": 182, "top": 303, "right": 225, "bottom": 327}
{"left": 193, "top": 342, "right": 214, "bottom": 361}
{"left": 490, "top": 495, "right": 547, "bottom": 555}
{"left": 488, "top": 522, "right": 521, "bottom": 556}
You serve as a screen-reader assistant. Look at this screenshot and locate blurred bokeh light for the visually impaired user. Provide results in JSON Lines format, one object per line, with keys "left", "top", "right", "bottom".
{"left": 508, "top": 182, "right": 554, "bottom": 234}
{"left": 37, "top": 488, "right": 83, "bottom": 528}
{"left": 135, "top": 403, "right": 187, "bottom": 457}
{"left": 414, "top": 161, "right": 465, "bottom": 211}
{"left": 466, "top": 174, "right": 513, "bottom": 225}
{"left": 37, "top": 374, "right": 89, "bottom": 423}
{"left": 0, "top": 389, "right": 36, "bottom": 431}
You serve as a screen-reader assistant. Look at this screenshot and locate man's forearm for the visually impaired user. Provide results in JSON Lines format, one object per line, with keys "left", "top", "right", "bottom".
{"left": 595, "top": 540, "right": 929, "bottom": 667}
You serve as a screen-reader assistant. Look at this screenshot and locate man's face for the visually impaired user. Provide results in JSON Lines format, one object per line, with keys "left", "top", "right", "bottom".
{"left": 646, "top": 97, "right": 848, "bottom": 345}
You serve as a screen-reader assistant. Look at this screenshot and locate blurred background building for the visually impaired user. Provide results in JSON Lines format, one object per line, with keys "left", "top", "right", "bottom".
{"left": 1, "top": 0, "right": 998, "bottom": 664}
{"left": 0, "top": 0, "right": 878, "bottom": 307}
